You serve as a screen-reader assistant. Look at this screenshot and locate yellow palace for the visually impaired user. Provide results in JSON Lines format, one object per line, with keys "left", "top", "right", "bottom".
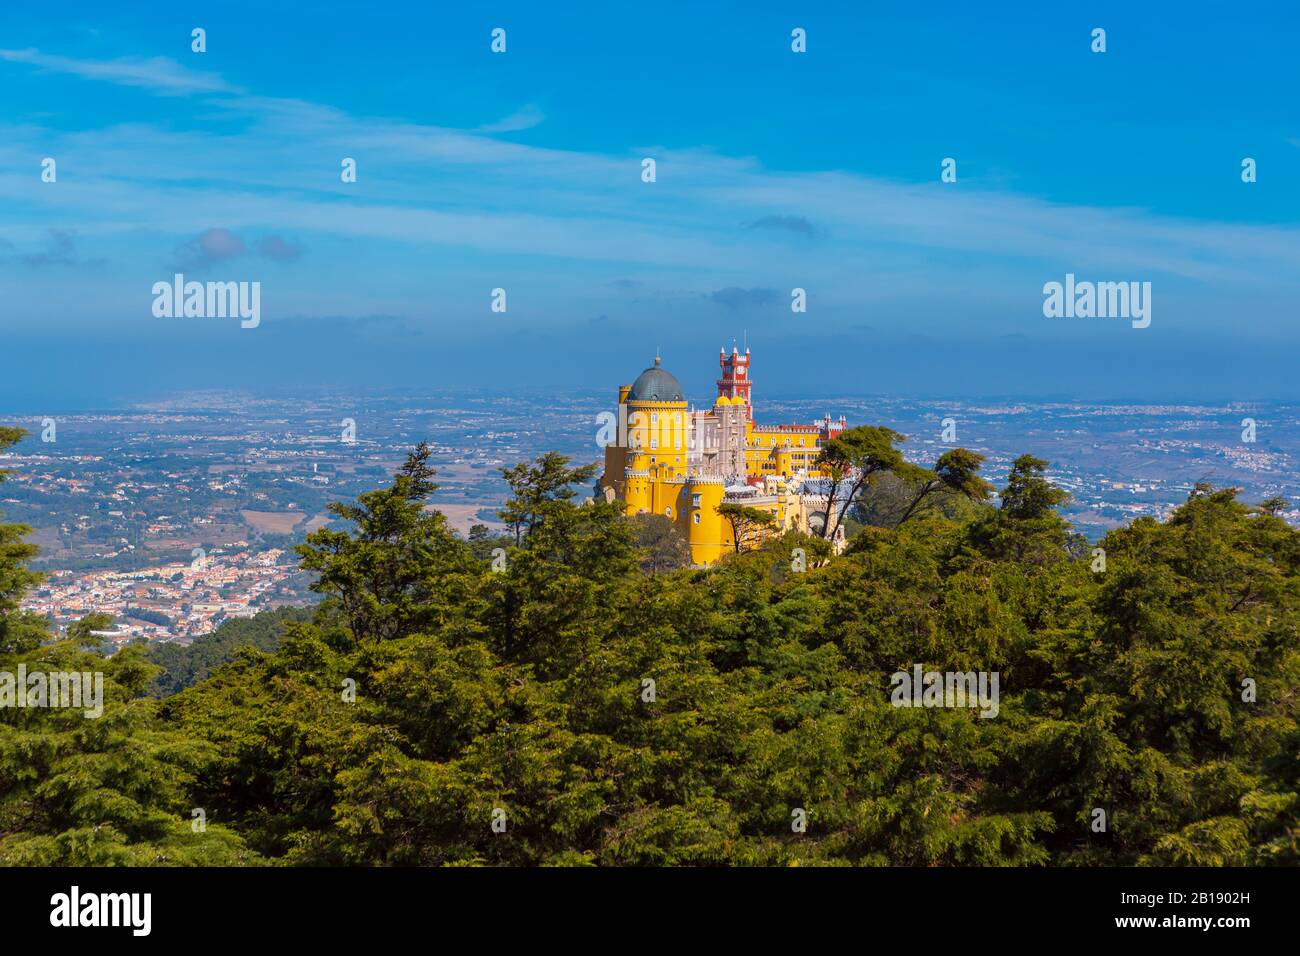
{"left": 599, "top": 348, "right": 849, "bottom": 565}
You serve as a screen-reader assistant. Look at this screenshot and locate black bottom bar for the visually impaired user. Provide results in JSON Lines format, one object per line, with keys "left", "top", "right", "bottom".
{"left": 4, "top": 866, "right": 1288, "bottom": 941}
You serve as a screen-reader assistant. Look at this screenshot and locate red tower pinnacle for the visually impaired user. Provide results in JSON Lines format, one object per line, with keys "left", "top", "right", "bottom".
{"left": 717, "top": 345, "right": 753, "bottom": 420}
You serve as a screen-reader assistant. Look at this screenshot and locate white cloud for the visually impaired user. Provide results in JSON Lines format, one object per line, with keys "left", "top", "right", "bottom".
{"left": 477, "top": 104, "right": 546, "bottom": 133}
{"left": 0, "top": 48, "right": 239, "bottom": 95}
{"left": 0, "top": 47, "right": 1298, "bottom": 332}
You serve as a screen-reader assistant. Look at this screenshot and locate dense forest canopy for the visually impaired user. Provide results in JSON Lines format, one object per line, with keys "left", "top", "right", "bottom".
{"left": 0, "top": 427, "right": 1296, "bottom": 866}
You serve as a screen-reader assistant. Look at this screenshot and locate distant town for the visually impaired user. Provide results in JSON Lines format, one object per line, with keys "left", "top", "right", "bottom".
{"left": 3, "top": 388, "right": 1296, "bottom": 644}
{"left": 25, "top": 547, "right": 295, "bottom": 648}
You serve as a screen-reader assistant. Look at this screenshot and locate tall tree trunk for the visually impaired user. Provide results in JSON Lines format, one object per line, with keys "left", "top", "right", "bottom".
{"left": 827, "top": 468, "right": 872, "bottom": 544}
{"left": 894, "top": 480, "right": 938, "bottom": 528}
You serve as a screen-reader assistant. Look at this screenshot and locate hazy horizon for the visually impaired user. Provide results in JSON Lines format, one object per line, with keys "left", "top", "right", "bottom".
{"left": 3, "top": 332, "right": 1296, "bottom": 411}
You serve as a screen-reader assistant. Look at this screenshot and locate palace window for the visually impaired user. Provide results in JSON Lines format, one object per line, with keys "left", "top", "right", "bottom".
{"left": 692, "top": 494, "right": 701, "bottom": 507}
{"left": 693, "top": 513, "right": 700, "bottom": 524}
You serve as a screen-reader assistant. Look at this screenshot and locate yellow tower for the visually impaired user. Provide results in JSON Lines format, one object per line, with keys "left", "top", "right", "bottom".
{"left": 677, "top": 476, "right": 730, "bottom": 564}
{"left": 602, "top": 356, "right": 689, "bottom": 518}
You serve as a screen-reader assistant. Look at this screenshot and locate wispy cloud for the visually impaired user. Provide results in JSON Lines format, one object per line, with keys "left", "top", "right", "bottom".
{"left": 258, "top": 235, "right": 303, "bottom": 262}
{"left": 709, "top": 287, "right": 780, "bottom": 310}
{"left": 3, "top": 228, "right": 108, "bottom": 269}
{"left": 21, "top": 229, "right": 78, "bottom": 266}
{"left": 174, "top": 228, "right": 246, "bottom": 269}
{"left": 477, "top": 104, "right": 546, "bottom": 133}
{"left": 746, "top": 215, "right": 817, "bottom": 238}
{"left": 1, "top": 47, "right": 1298, "bottom": 338}
{"left": 170, "top": 229, "right": 304, "bottom": 269}
{"left": 0, "top": 48, "right": 238, "bottom": 95}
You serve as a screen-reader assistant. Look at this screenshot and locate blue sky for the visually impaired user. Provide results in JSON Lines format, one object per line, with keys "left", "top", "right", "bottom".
{"left": 1, "top": 1, "right": 1298, "bottom": 407}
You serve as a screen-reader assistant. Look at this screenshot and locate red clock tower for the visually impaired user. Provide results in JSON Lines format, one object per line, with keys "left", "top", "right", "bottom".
{"left": 717, "top": 346, "right": 753, "bottom": 420}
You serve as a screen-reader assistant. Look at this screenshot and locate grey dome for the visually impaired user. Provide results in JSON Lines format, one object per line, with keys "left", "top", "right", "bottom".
{"left": 627, "top": 357, "right": 684, "bottom": 402}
